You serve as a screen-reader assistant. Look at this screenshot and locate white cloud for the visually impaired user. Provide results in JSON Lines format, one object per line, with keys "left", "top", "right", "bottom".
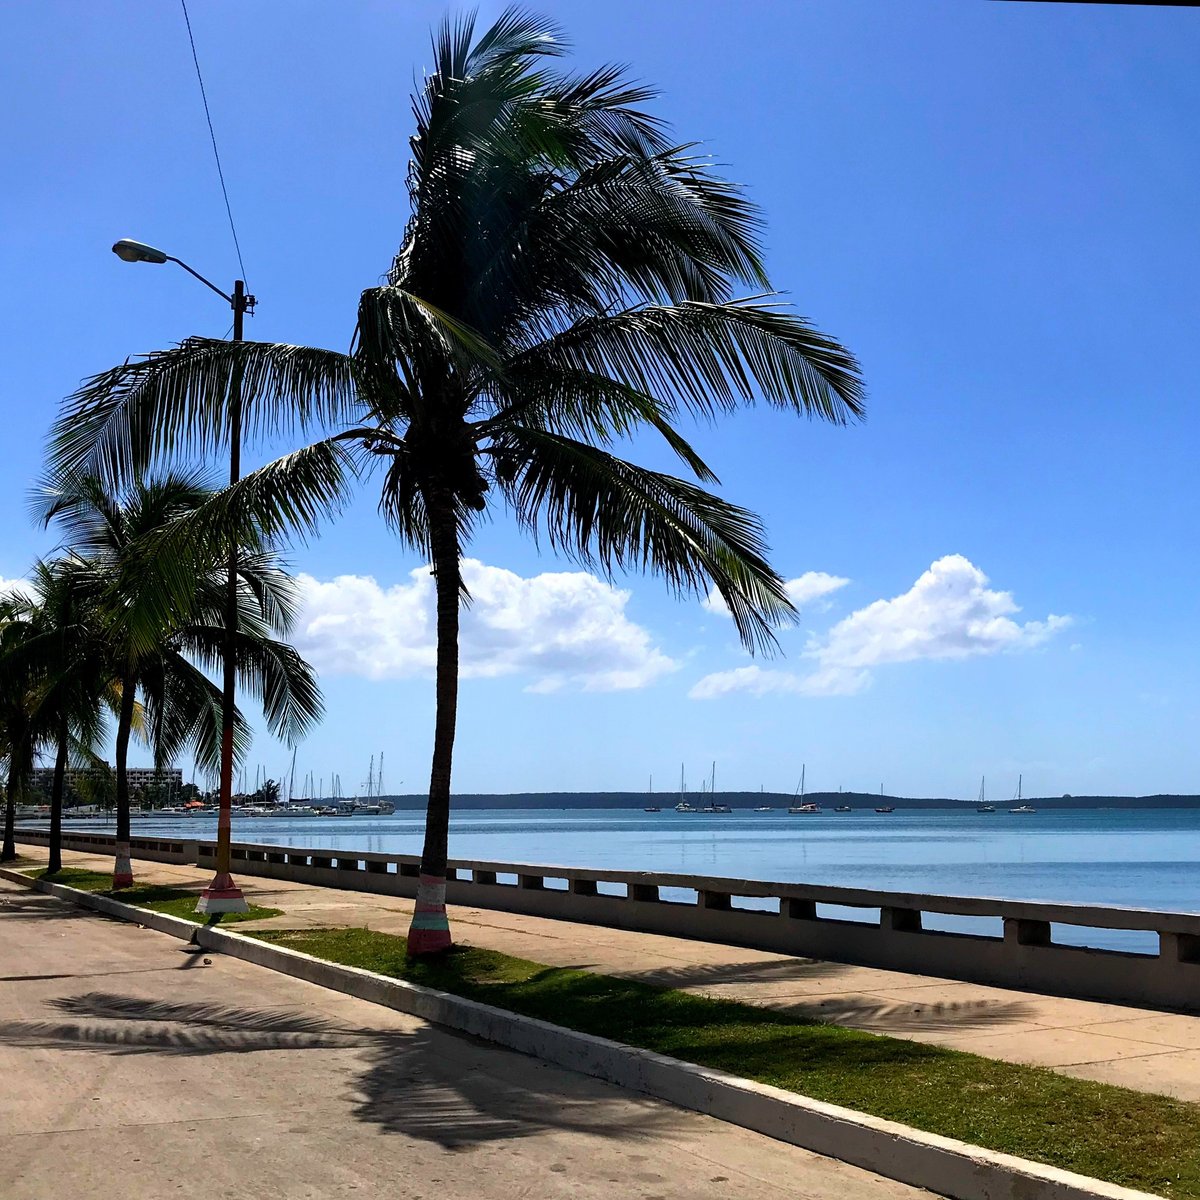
{"left": 810, "top": 555, "right": 1071, "bottom": 669}
{"left": 687, "top": 663, "right": 868, "bottom": 700}
{"left": 690, "top": 555, "right": 1071, "bottom": 700}
{"left": 296, "top": 558, "right": 677, "bottom": 693}
{"left": 702, "top": 571, "right": 850, "bottom": 617}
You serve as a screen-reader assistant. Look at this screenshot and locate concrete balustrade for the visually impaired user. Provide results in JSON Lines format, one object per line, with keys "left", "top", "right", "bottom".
{"left": 13, "top": 827, "right": 195, "bottom": 865}
{"left": 18, "top": 826, "right": 1200, "bottom": 1012}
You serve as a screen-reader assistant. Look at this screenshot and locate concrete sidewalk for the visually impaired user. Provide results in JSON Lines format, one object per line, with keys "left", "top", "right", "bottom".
{"left": 21, "top": 847, "right": 1200, "bottom": 1103}
{"left": 0, "top": 876, "right": 928, "bottom": 1200}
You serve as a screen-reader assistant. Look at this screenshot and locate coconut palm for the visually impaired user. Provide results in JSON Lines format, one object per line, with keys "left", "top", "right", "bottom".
{"left": 0, "top": 624, "right": 39, "bottom": 864}
{"left": 0, "top": 559, "right": 112, "bottom": 872}
{"left": 46, "top": 9, "right": 863, "bottom": 949}
{"left": 35, "top": 473, "right": 324, "bottom": 888}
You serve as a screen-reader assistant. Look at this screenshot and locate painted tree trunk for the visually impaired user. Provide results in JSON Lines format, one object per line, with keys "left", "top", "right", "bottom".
{"left": 407, "top": 492, "right": 460, "bottom": 957}
{"left": 48, "top": 720, "right": 68, "bottom": 875}
{"left": 112, "top": 674, "right": 136, "bottom": 889}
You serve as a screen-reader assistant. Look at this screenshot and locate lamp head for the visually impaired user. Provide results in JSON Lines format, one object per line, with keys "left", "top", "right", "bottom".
{"left": 112, "top": 238, "right": 168, "bottom": 264}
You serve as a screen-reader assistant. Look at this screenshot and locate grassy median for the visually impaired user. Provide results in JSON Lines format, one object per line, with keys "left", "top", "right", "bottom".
{"left": 30, "top": 867, "right": 281, "bottom": 924}
{"left": 250, "top": 925, "right": 1198, "bottom": 1198}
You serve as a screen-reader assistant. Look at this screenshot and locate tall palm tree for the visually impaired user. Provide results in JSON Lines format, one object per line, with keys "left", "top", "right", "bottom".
{"left": 46, "top": 9, "right": 864, "bottom": 949}
{"left": 0, "top": 559, "right": 111, "bottom": 873}
{"left": 36, "top": 474, "right": 324, "bottom": 888}
{"left": 0, "top": 621, "right": 39, "bottom": 864}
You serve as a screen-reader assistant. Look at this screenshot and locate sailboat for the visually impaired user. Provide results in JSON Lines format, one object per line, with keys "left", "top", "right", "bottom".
{"left": 674, "top": 764, "right": 694, "bottom": 812}
{"left": 1009, "top": 774, "right": 1036, "bottom": 814}
{"left": 754, "top": 784, "right": 773, "bottom": 813}
{"left": 976, "top": 775, "right": 995, "bottom": 813}
{"left": 788, "top": 765, "right": 820, "bottom": 813}
{"left": 709, "top": 761, "right": 731, "bottom": 812}
{"left": 644, "top": 773, "right": 660, "bottom": 812}
{"left": 874, "top": 783, "right": 894, "bottom": 814}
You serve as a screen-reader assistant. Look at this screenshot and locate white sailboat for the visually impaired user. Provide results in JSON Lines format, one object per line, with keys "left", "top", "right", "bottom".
{"left": 1009, "top": 774, "right": 1036, "bottom": 814}
{"left": 788, "top": 765, "right": 820, "bottom": 813}
{"left": 976, "top": 775, "right": 995, "bottom": 813}
{"left": 674, "top": 763, "right": 694, "bottom": 812}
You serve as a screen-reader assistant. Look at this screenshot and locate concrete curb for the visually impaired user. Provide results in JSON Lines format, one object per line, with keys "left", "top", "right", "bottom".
{"left": 0, "top": 865, "right": 1162, "bottom": 1200}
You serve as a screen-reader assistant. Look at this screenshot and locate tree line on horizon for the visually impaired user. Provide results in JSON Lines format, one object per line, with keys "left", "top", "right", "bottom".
{"left": 1, "top": 9, "right": 862, "bottom": 952}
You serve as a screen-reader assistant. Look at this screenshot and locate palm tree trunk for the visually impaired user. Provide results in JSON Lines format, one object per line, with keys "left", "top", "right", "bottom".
{"left": 1, "top": 766, "right": 17, "bottom": 863}
{"left": 407, "top": 492, "right": 460, "bottom": 956}
{"left": 112, "top": 674, "right": 136, "bottom": 890}
{"left": 48, "top": 719, "right": 68, "bottom": 875}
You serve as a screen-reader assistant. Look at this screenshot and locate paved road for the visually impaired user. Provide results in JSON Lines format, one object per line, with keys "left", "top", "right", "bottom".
{"left": 0, "top": 879, "right": 930, "bottom": 1200}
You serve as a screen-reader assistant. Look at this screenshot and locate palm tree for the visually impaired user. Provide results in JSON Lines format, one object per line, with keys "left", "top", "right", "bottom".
{"left": 36, "top": 473, "right": 324, "bottom": 888}
{"left": 0, "top": 615, "right": 39, "bottom": 864}
{"left": 0, "top": 559, "right": 112, "bottom": 873}
{"left": 46, "top": 9, "right": 864, "bottom": 949}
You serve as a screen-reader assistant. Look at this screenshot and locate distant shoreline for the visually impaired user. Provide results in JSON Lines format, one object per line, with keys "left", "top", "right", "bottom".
{"left": 359, "top": 791, "right": 1200, "bottom": 811}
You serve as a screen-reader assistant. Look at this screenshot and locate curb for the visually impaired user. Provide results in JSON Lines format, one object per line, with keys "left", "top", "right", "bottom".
{"left": 0, "top": 865, "right": 1163, "bottom": 1200}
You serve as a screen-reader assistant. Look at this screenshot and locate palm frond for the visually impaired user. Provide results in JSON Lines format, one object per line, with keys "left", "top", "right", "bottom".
{"left": 480, "top": 365, "right": 718, "bottom": 483}
{"left": 49, "top": 339, "right": 360, "bottom": 487}
{"left": 509, "top": 298, "right": 864, "bottom": 424}
{"left": 489, "top": 428, "right": 795, "bottom": 653}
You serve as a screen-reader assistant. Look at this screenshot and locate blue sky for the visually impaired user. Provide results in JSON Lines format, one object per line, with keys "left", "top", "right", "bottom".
{"left": 2, "top": 1, "right": 1197, "bottom": 799}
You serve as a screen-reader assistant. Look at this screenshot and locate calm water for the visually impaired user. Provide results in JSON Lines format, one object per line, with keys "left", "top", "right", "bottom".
{"left": 60, "top": 806, "right": 1200, "bottom": 953}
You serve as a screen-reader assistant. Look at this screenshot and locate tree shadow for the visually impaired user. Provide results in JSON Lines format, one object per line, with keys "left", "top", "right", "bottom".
{"left": 0, "top": 893, "right": 95, "bottom": 922}
{"left": 607, "top": 956, "right": 1039, "bottom": 1034}
{"left": 605, "top": 955, "right": 854, "bottom": 989}
{"left": 0, "top": 989, "right": 682, "bottom": 1149}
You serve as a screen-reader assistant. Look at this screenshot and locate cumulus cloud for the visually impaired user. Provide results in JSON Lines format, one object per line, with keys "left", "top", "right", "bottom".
{"left": 702, "top": 571, "right": 849, "bottom": 618}
{"left": 690, "top": 555, "right": 1071, "bottom": 700}
{"left": 296, "top": 558, "right": 677, "bottom": 693}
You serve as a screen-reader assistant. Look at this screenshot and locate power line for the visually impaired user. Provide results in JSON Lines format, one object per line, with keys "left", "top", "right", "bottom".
{"left": 180, "top": 0, "right": 248, "bottom": 283}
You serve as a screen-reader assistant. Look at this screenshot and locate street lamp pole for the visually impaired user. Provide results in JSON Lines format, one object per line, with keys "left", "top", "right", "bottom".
{"left": 112, "top": 238, "right": 254, "bottom": 913}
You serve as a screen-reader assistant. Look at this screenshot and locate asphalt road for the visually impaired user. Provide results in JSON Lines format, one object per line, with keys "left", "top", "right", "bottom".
{"left": 0, "top": 878, "right": 932, "bottom": 1199}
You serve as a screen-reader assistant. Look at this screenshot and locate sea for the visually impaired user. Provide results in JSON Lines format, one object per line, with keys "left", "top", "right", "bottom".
{"left": 56, "top": 805, "right": 1200, "bottom": 955}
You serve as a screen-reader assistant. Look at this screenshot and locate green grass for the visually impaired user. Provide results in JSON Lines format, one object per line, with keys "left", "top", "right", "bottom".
{"left": 31, "top": 866, "right": 282, "bottom": 925}
{"left": 252, "top": 926, "right": 1199, "bottom": 1199}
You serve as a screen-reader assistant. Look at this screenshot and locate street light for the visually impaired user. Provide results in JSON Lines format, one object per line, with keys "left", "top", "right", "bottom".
{"left": 112, "top": 237, "right": 254, "bottom": 914}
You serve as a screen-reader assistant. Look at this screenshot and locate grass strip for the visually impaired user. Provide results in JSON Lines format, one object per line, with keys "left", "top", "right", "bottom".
{"left": 251, "top": 926, "right": 1198, "bottom": 1198}
{"left": 30, "top": 866, "right": 281, "bottom": 925}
